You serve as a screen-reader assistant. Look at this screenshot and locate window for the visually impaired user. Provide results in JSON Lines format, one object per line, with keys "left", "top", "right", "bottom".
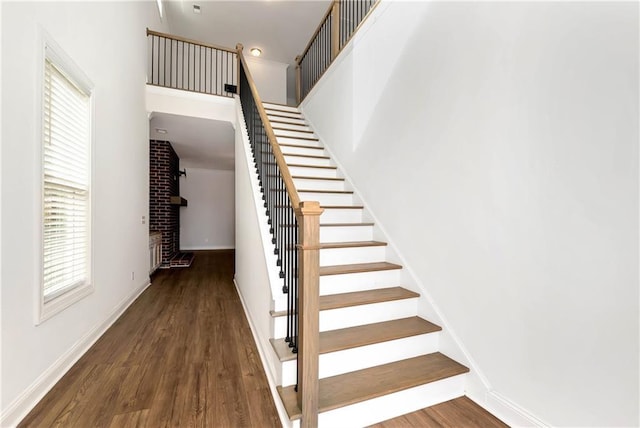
{"left": 39, "top": 38, "right": 93, "bottom": 323}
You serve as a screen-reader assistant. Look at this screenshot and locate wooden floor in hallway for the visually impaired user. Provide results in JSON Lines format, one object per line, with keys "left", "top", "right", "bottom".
{"left": 19, "top": 250, "right": 281, "bottom": 428}
{"left": 19, "top": 249, "right": 508, "bottom": 428}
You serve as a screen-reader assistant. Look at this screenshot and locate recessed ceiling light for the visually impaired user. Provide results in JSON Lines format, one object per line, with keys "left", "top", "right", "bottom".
{"left": 250, "top": 48, "right": 262, "bottom": 57}
{"left": 193, "top": 4, "right": 201, "bottom": 14}
{"left": 156, "top": 128, "right": 168, "bottom": 134}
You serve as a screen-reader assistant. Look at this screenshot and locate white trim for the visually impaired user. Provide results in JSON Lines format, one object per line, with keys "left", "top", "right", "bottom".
{"left": 1, "top": 279, "right": 151, "bottom": 427}
{"left": 467, "top": 390, "right": 550, "bottom": 428}
{"left": 180, "top": 245, "right": 235, "bottom": 251}
{"left": 233, "top": 278, "right": 292, "bottom": 428}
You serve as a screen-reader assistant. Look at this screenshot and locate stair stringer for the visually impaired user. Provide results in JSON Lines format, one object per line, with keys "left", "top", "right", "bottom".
{"left": 232, "top": 98, "right": 294, "bottom": 428}
{"left": 298, "top": 103, "right": 495, "bottom": 411}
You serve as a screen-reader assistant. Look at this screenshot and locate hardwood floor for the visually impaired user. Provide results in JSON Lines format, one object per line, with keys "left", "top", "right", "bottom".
{"left": 19, "top": 250, "right": 281, "bottom": 428}
{"left": 368, "top": 396, "right": 509, "bottom": 428}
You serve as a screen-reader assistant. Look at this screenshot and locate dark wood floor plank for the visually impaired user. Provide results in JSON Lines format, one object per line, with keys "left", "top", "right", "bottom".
{"left": 18, "top": 250, "right": 280, "bottom": 428}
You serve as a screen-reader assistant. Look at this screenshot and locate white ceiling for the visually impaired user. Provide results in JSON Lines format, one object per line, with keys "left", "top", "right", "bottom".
{"left": 162, "top": 0, "right": 332, "bottom": 66}
{"left": 151, "top": 1, "right": 331, "bottom": 172}
{"left": 150, "top": 113, "right": 235, "bottom": 170}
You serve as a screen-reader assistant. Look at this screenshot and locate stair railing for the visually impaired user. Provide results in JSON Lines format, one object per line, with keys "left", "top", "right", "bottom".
{"left": 146, "top": 28, "right": 238, "bottom": 97}
{"left": 295, "top": 0, "right": 379, "bottom": 104}
{"left": 237, "top": 44, "right": 323, "bottom": 428}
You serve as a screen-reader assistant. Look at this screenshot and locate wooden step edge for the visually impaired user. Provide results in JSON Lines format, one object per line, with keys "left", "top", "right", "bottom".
{"left": 292, "top": 175, "right": 345, "bottom": 181}
{"left": 277, "top": 353, "right": 470, "bottom": 420}
{"left": 270, "top": 286, "right": 416, "bottom": 319}
{"left": 282, "top": 153, "right": 331, "bottom": 160}
{"left": 319, "top": 261, "right": 401, "bottom": 276}
{"left": 321, "top": 205, "right": 364, "bottom": 210}
{"left": 263, "top": 101, "right": 299, "bottom": 109}
{"left": 319, "top": 240, "right": 387, "bottom": 249}
{"left": 319, "top": 286, "right": 417, "bottom": 310}
{"left": 277, "top": 222, "right": 374, "bottom": 228}
{"left": 270, "top": 119, "right": 308, "bottom": 126}
{"left": 273, "top": 127, "right": 314, "bottom": 134}
{"left": 270, "top": 316, "right": 441, "bottom": 363}
{"left": 264, "top": 106, "right": 303, "bottom": 115}
{"left": 276, "top": 135, "right": 319, "bottom": 142}
{"left": 279, "top": 143, "right": 324, "bottom": 150}
{"left": 267, "top": 112, "right": 304, "bottom": 120}
{"left": 298, "top": 189, "right": 352, "bottom": 194}
{"left": 320, "top": 317, "right": 442, "bottom": 355}
{"left": 320, "top": 222, "right": 374, "bottom": 227}
{"left": 288, "top": 163, "right": 336, "bottom": 169}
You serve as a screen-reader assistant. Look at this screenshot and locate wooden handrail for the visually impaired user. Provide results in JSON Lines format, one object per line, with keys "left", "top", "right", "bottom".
{"left": 236, "top": 44, "right": 301, "bottom": 211}
{"left": 296, "top": 2, "right": 334, "bottom": 65}
{"left": 146, "top": 28, "right": 237, "bottom": 54}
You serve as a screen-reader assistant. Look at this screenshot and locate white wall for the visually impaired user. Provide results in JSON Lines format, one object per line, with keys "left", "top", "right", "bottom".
{"left": 245, "top": 56, "right": 288, "bottom": 105}
{"left": 179, "top": 166, "right": 235, "bottom": 250}
{"left": 1, "top": 2, "right": 165, "bottom": 425}
{"left": 301, "top": 2, "right": 639, "bottom": 426}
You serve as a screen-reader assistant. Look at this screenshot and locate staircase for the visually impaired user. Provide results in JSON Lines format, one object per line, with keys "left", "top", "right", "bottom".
{"left": 262, "top": 102, "right": 470, "bottom": 427}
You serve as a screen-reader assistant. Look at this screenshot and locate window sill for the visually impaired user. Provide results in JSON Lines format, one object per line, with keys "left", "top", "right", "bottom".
{"left": 37, "top": 283, "right": 94, "bottom": 325}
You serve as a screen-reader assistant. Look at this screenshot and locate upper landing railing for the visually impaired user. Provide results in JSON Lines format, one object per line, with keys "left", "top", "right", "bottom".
{"left": 295, "top": 0, "right": 379, "bottom": 103}
{"left": 147, "top": 28, "right": 238, "bottom": 97}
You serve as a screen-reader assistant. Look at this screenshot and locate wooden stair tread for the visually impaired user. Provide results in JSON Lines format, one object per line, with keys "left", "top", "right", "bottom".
{"left": 298, "top": 189, "right": 352, "bottom": 194}
{"left": 267, "top": 112, "right": 304, "bottom": 120}
{"left": 287, "top": 163, "right": 336, "bottom": 169}
{"left": 279, "top": 143, "right": 324, "bottom": 150}
{"left": 269, "top": 286, "right": 415, "bottom": 318}
{"left": 320, "top": 261, "right": 401, "bottom": 276}
{"left": 264, "top": 106, "right": 303, "bottom": 115}
{"left": 319, "top": 240, "right": 386, "bottom": 249}
{"left": 271, "top": 316, "right": 440, "bottom": 362}
{"left": 320, "top": 286, "right": 417, "bottom": 310}
{"left": 282, "top": 152, "right": 331, "bottom": 160}
{"left": 292, "top": 175, "right": 344, "bottom": 181}
{"left": 276, "top": 135, "right": 319, "bottom": 141}
{"left": 273, "top": 127, "right": 314, "bottom": 134}
{"left": 277, "top": 353, "right": 470, "bottom": 420}
{"left": 321, "top": 222, "right": 374, "bottom": 227}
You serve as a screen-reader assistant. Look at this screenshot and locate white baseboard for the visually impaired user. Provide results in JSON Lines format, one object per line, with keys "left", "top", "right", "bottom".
{"left": 233, "top": 277, "right": 292, "bottom": 428}
{"left": 180, "top": 245, "right": 235, "bottom": 251}
{"left": 0, "top": 279, "right": 152, "bottom": 428}
{"left": 466, "top": 390, "right": 549, "bottom": 428}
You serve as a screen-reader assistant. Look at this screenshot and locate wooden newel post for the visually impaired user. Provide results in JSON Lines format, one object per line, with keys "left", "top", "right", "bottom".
{"left": 295, "top": 55, "right": 302, "bottom": 105}
{"left": 331, "top": 1, "right": 340, "bottom": 60}
{"left": 296, "top": 201, "right": 324, "bottom": 428}
{"left": 236, "top": 43, "right": 243, "bottom": 96}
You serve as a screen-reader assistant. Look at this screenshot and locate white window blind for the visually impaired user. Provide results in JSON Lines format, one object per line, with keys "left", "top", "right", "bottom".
{"left": 43, "top": 57, "right": 91, "bottom": 302}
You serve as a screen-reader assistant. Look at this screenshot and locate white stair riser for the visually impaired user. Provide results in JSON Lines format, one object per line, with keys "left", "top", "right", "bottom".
{"left": 280, "top": 332, "right": 440, "bottom": 386}
{"left": 320, "top": 225, "right": 372, "bottom": 242}
{"left": 274, "top": 129, "right": 316, "bottom": 139}
{"left": 271, "top": 122, "right": 311, "bottom": 132}
{"left": 292, "top": 178, "right": 345, "bottom": 191}
{"left": 279, "top": 145, "right": 326, "bottom": 157}
{"left": 320, "top": 245, "right": 385, "bottom": 266}
{"left": 284, "top": 155, "right": 332, "bottom": 167}
{"left": 300, "top": 192, "right": 352, "bottom": 205}
{"left": 273, "top": 297, "right": 417, "bottom": 338}
{"left": 269, "top": 116, "right": 307, "bottom": 126}
{"left": 263, "top": 103, "right": 299, "bottom": 113}
{"left": 315, "top": 375, "right": 467, "bottom": 428}
{"left": 276, "top": 136, "right": 322, "bottom": 148}
{"left": 320, "top": 269, "right": 401, "bottom": 295}
{"left": 319, "top": 208, "right": 363, "bottom": 223}
{"left": 289, "top": 166, "right": 337, "bottom": 178}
